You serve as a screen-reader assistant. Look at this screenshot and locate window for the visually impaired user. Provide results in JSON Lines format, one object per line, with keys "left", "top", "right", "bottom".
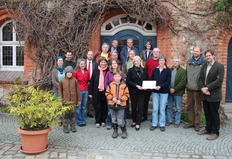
{"left": 0, "top": 21, "right": 24, "bottom": 71}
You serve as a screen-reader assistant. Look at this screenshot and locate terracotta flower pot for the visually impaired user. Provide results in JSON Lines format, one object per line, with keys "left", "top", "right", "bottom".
{"left": 17, "top": 127, "right": 51, "bottom": 154}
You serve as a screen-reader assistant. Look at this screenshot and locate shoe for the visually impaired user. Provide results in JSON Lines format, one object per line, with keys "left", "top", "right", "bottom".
{"left": 101, "top": 123, "right": 106, "bottom": 127}
{"left": 131, "top": 123, "right": 136, "bottom": 127}
{"left": 150, "top": 126, "right": 157, "bottom": 131}
{"left": 206, "top": 134, "right": 218, "bottom": 140}
{"left": 112, "top": 124, "right": 118, "bottom": 138}
{"left": 82, "top": 124, "right": 86, "bottom": 127}
{"left": 174, "top": 124, "right": 180, "bottom": 128}
{"left": 87, "top": 113, "right": 94, "bottom": 118}
{"left": 166, "top": 122, "right": 172, "bottom": 126}
{"left": 135, "top": 125, "right": 140, "bottom": 131}
{"left": 106, "top": 125, "right": 112, "bottom": 130}
{"left": 198, "top": 129, "right": 210, "bottom": 135}
{"left": 78, "top": 124, "right": 83, "bottom": 127}
{"left": 63, "top": 127, "right": 69, "bottom": 133}
{"left": 160, "top": 127, "right": 165, "bottom": 132}
{"left": 195, "top": 126, "right": 200, "bottom": 132}
{"left": 183, "top": 124, "right": 194, "bottom": 129}
{"left": 71, "top": 127, "right": 77, "bottom": 133}
{"left": 121, "top": 126, "right": 128, "bottom": 139}
{"left": 95, "top": 124, "right": 100, "bottom": 128}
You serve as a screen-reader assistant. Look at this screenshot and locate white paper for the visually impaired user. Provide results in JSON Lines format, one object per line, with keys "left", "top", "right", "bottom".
{"left": 142, "top": 81, "right": 156, "bottom": 89}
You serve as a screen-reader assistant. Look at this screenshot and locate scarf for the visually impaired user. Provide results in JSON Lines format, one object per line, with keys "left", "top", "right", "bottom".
{"left": 56, "top": 65, "right": 65, "bottom": 74}
{"left": 98, "top": 66, "right": 107, "bottom": 92}
{"left": 134, "top": 66, "right": 143, "bottom": 78}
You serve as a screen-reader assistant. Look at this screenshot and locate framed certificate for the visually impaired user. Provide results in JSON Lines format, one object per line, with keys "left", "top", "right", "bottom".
{"left": 142, "top": 81, "right": 156, "bottom": 89}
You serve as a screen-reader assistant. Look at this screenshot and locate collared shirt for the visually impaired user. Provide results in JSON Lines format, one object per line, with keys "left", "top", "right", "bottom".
{"left": 86, "top": 60, "right": 93, "bottom": 78}
{"left": 205, "top": 61, "right": 214, "bottom": 84}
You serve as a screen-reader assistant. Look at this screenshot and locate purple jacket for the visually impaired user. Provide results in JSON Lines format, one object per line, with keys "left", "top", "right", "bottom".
{"left": 104, "top": 71, "right": 125, "bottom": 89}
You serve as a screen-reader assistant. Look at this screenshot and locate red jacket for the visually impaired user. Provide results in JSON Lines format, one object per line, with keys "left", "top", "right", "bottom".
{"left": 73, "top": 69, "right": 89, "bottom": 91}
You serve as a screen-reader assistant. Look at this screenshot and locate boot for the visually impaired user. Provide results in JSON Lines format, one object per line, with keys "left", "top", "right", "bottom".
{"left": 112, "top": 123, "right": 118, "bottom": 138}
{"left": 121, "top": 125, "right": 128, "bottom": 139}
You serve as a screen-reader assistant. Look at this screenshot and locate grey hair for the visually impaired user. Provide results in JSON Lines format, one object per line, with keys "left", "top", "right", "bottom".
{"left": 132, "top": 56, "right": 144, "bottom": 68}
{"left": 76, "top": 58, "right": 87, "bottom": 70}
{"left": 159, "top": 55, "right": 166, "bottom": 62}
{"left": 127, "top": 38, "right": 133, "bottom": 42}
{"left": 173, "top": 56, "right": 180, "bottom": 62}
{"left": 102, "top": 42, "right": 109, "bottom": 48}
{"left": 153, "top": 48, "right": 161, "bottom": 53}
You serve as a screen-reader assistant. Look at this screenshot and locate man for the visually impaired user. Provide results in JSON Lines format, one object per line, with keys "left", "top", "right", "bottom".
{"left": 86, "top": 51, "right": 97, "bottom": 118}
{"left": 63, "top": 51, "right": 76, "bottom": 69}
{"left": 198, "top": 50, "right": 224, "bottom": 140}
{"left": 108, "top": 51, "right": 122, "bottom": 67}
{"left": 120, "top": 38, "right": 139, "bottom": 63}
{"left": 95, "top": 43, "right": 111, "bottom": 63}
{"left": 109, "top": 40, "right": 121, "bottom": 56}
{"left": 143, "top": 48, "right": 161, "bottom": 122}
{"left": 184, "top": 46, "right": 207, "bottom": 131}
{"left": 166, "top": 56, "right": 186, "bottom": 128}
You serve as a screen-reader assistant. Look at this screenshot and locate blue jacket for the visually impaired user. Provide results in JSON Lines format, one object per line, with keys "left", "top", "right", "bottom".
{"left": 151, "top": 66, "right": 171, "bottom": 93}
{"left": 120, "top": 46, "right": 139, "bottom": 63}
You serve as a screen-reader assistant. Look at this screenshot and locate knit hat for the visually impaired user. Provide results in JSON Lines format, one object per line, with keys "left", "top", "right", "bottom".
{"left": 56, "top": 56, "right": 63, "bottom": 61}
{"left": 64, "top": 66, "right": 73, "bottom": 74}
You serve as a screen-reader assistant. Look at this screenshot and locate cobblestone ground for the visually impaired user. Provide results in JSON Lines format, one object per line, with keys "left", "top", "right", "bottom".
{"left": 0, "top": 113, "right": 232, "bottom": 159}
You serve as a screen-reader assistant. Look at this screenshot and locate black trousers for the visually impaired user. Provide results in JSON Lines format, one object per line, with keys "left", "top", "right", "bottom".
{"left": 203, "top": 100, "right": 220, "bottom": 135}
{"left": 143, "top": 89, "right": 151, "bottom": 120}
{"left": 130, "top": 91, "right": 145, "bottom": 125}
{"left": 94, "top": 100, "right": 107, "bottom": 125}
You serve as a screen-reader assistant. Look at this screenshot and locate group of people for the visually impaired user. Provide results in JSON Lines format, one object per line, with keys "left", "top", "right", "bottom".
{"left": 52, "top": 38, "right": 224, "bottom": 141}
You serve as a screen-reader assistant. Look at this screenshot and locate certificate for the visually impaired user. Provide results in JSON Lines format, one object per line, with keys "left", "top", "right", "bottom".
{"left": 142, "top": 81, "right": 156, "bottom": 89}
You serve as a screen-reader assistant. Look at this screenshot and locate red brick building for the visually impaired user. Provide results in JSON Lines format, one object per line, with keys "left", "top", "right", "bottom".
{"left": 0, "top": 1, "right": 231, "bottom": 103}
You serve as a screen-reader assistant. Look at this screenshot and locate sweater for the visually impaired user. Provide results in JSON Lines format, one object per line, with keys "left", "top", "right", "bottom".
{"left": 145, "top": 58, "right": 159, "bottom": 79}
{"left": 151, "top": 66, "right": 171, "bottom": 93}
{"left": 73, "top": 69, "right": 89, "bottom": 91}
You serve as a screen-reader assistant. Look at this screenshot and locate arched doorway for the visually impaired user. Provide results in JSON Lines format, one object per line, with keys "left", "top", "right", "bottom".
{"left": 226, "top": 37, "right": 232, "bottom": 102}
{"left": 101, "top": 14, "right": 157, "bottom": 53}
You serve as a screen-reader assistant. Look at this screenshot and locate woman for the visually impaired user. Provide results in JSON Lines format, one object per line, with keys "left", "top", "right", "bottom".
{"left": 89, "top": 56, "right": 109, "bottom": 128}
{"left": 73, "top": 58, "right": 89, "bottom": 127}
{"left": 140, "top": 41, "right": 153, "bottom": 65}
{"left": 150, "top": 56, "right": 171, "bottom": 132}
{"left": 104, "top": 60, "right": 125, "bottom": 130}
{"left": 52, "top": 56, "right": 65, "bottom": 126}
{"left": 52, "top": 56, "right": 65, "bottom": 97}
{"left": 126, "top": 56, "right": 148, "bottom": 131}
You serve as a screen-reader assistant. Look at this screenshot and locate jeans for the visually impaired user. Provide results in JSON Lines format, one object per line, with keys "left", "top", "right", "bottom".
{"left": 76, "top": 90, "right": 88, "bottom": 125}
{"left": 109, "top": 108, "right": 125, "bottom": 127}
{"left": 151, "top": 92, "right": 168, "bottom": 127}
{"left": 106, "top": 99, "right": 112, "bottom": 126}
{"left": 167, "top": 95, "right": 182, "bottom": 124}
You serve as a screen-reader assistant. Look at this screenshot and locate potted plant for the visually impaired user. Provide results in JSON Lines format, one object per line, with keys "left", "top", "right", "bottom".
{"left": 7, "top": 82, "right": 74, "bottom": 154}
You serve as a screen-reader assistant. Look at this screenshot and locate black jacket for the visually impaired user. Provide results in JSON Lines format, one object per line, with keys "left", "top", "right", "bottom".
{"left": 126, "top": 66, "right": 148, "bottom": 94}
{"left": 199, "top": 61, "right": 224, "bottom": 102}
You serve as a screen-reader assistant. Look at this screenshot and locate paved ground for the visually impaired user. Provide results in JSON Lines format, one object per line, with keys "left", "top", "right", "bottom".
{"left": 0, "top": 111, "right": 232, "bottom": 159}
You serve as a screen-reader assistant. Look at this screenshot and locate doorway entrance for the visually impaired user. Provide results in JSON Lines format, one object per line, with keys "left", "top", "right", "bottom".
{"left": 101, "top": 14, "right": 157, "bottom": 53}
{"left": 226, "top": 37, "right": 232, "bottom": 102}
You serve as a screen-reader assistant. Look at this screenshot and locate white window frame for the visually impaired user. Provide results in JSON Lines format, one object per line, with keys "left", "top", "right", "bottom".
{"left": 101, "top": 14, "right": 157, "bottom": 36}
{"left": 0, "top": 20, "right": 24, "bottom": 71}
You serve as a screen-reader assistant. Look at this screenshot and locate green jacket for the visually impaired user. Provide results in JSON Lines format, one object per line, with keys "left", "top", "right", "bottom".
{"left": 170, "top": 66, "right": 187, "bottom": 96}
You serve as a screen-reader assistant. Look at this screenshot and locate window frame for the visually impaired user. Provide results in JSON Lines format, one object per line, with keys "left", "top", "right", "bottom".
{"left": 0, "top": 20, "right": 24, "bottom": 71}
